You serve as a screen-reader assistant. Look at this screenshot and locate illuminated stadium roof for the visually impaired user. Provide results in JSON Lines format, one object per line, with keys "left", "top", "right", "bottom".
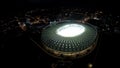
{"left": 41, "top": 22, "right": 97, "bottom": 51}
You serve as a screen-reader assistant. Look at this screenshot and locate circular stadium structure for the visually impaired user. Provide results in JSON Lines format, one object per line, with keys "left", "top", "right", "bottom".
{"left": 40, "top": 21, "right": 98, "bottom": 59}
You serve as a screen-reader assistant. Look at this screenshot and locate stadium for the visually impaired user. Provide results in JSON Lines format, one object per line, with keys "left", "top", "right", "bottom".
{"left": 40, "top": 21, "right": 98, "bottom": 59}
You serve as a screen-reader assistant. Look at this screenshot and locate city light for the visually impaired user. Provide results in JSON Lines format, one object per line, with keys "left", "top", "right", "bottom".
{"left": 88, "top": 63, "right": 93, "bottom": 68}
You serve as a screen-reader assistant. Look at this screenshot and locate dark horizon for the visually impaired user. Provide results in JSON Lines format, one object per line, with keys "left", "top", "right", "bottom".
{"left": 0, "top": 0, "right": 119, "bottom": 17}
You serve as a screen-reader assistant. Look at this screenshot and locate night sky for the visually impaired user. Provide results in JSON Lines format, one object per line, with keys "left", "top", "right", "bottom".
{"left": 0, "top": 0, "right": 119, "bottom": 8}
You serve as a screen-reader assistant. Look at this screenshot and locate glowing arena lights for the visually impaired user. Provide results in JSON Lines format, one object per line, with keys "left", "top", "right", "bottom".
{"left": 56, "top": 24, "right": 85, "bottom": 37}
